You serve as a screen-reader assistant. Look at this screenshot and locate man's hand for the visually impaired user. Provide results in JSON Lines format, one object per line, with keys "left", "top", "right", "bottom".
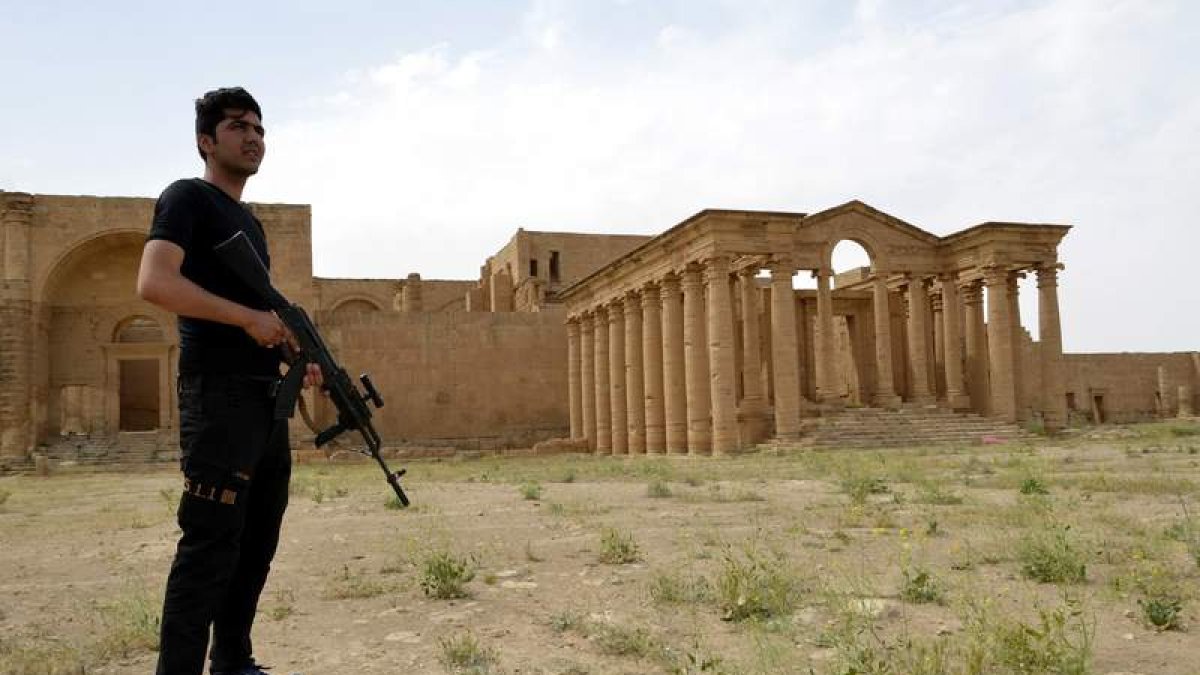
{"left": 303, "top": 362, "right": 324, "bottom": 390}
{"left": 242, "top": 309, "right": 289, "bottom": 348}
{"left": 280, "top": 339, "right": 325, "bottom": 390}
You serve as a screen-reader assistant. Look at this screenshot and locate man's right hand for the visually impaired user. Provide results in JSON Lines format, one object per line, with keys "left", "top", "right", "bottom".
{"left": 241, "top": 309, "right": 289, "bottom": 348}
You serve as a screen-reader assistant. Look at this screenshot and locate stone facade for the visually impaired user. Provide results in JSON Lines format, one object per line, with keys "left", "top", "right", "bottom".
{"left": 0, "top": 191, "right": 1196, "bottom": 461}
{"left": 561, "top": 201, "right": 1197, "bottom": 455}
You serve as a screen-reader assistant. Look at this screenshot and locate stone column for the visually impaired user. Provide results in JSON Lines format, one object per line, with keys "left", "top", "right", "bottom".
{"left": 1157, "top": 365, "right": 1171, "bottom": 418}
{"left": 962, "top": 281, "right": 989, "bottom": 414}
{"left": 738, "top": 269, "right": 768, "bottom": 443}
{"left": 661, "top": 276, "right": 688, "bottom": 453}
{"left": 1008, "top": 272, "right": 1027, "bottom": 421}
{"left": 608, "top": 300, "right": 628, "bottom": 454}
{"left": 490, "top": 269, "right": 514, "bottom": 312}
{"left": 567, "top": 318, "right": 583, "bottom": 439}
{"left": 814, "top": 268, "right": 838, "bottom": 403}
{"left": 931, "top": 292, "right": 946, "bottom": 398}
{"left": 940, "top": 273, "right": 970, "bottom": 410}
{"left": 641, "top": 284, "right": 666, "bottom": 453}
{"left": 1179, "top": 385, "right": 1195, "bottom": 418}
{"left": 906, "top": 277, "right": 934, "bottom": 404}
{"left": 682, "top": 266, "right": 711, "bottom": 454}
{"left": 580, "top": 313, "right": 596, "bottom": 448}
{"left": 706, "top": 257, "right": 738, "bottom": 454}
{"left": 401, "top": 273, "right": 423, "bottom": 312}
{"left": 769, "top": 260, "right": 802, "bottom": 438}
{"left": 872, "top": 273, "right": 901, "bottom": 407}
{"left": 593, "top": 307, "right": 612, "bottom": 453}
{"left": 624, "top": 293, "right": 646, "bottom": 454}
{"left": 1036, "top": 265, "right": 1067, "bottom": 431}
{"left": 985, "top": 267, "right": 1017, "bottom": 422}
{"left": 1, "top": 193, "right": 34, "bottom": 458}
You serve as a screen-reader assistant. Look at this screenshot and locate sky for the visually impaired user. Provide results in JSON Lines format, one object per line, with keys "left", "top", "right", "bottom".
{"left": 2, "top": 0, "right": 1197, "bottom": 353}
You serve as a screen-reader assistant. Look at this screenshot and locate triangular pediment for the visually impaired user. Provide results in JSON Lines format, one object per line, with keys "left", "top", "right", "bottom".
{"left": 801, "top": 200, "right": 941, "bottom": 246}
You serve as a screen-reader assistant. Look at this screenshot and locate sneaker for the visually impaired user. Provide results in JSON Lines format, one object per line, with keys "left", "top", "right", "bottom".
{"left": 211, "top": 663, "right": 274, "bottom": 675}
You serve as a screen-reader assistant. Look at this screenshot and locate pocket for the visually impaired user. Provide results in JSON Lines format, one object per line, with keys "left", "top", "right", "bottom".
{"left": 178, "top": 376, "right": 234, "bottom": 468}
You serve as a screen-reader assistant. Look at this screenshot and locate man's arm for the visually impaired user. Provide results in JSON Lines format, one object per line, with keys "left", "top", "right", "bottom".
{"left": 137, "top": 239, "right": 286, "bottom": 347}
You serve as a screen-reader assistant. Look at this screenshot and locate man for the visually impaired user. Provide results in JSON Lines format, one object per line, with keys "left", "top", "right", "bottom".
{"left": 138, "top": 87, "right": 319, "bottom": 675}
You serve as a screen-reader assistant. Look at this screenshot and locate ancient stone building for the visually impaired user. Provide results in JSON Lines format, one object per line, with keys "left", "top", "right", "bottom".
{"left": 559, "top": 201, "right": 1197, "bottom": 454}
{"left": 0, "top": 190, "right": 1196, "bottom": 464}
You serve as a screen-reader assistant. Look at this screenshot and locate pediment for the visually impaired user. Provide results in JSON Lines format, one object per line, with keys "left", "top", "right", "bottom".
{"left": 800, "top": 200, "right": 941, "bottom": 247}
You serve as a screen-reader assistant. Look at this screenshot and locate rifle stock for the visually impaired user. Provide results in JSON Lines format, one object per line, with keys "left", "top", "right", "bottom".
{"left": 214, "top": 231, "right": 409, "bottom": 507}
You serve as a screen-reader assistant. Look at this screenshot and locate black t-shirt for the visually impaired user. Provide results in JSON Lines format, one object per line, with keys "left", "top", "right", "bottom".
{"left": 147, "top": 178, "right": 281, "bottom": 376}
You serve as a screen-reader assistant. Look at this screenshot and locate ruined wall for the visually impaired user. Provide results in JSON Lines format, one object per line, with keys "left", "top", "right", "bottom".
{"left": 1062, "top": 352, "right": 1199, "bottom": 423}
{"left": 482, "top": 230, "right": 652, "bottom": 311}
{"left": 1, "top": 193, "right": 312, "bottom": 453}
{"left": 313, "top": 308, "right": 569, "bottom": 447}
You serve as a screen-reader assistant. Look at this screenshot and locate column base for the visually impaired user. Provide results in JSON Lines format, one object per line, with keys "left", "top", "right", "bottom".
{"left": 873, "top": 393, "right": 902, "bottom": 409}
{"left": 946, "top": 392, "right": 971, "bottom": 411}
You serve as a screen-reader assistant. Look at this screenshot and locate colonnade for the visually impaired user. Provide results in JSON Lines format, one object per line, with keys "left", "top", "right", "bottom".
{"left": 566, "top": 255, "right": 1068, "bottom": 454}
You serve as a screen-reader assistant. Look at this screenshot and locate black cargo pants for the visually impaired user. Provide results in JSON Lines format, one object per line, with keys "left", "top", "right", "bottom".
{"left": 157, "top": 373, "right": 291, "bottom": 675}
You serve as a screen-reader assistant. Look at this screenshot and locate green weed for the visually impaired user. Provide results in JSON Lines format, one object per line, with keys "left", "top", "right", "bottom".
{"left": 1018, "top": 526, "right": 1087, "bottom": 584}
{"left": 598, "top": 527, "right": 642, "bottom": 565}
{"left": 438, "top": 632, "right": 499, "bottom": 674}
{"left": 421, "top": 550, "right": 477, "bottom": 599}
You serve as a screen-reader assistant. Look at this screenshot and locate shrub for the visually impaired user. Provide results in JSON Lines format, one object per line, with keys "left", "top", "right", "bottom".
{"left": 715, "top": 545, "right": 799, "bottom": 621}
{"left": 438, "top": 632, "right": 498, "bottom": 674}
{"left": 519, "top": 482, "right": 543, "bottom": 500}
{"left": 1019, "top": 476, "right": 1050, "bottom": 495}
{"left": 1139, "top": 595, "right": 1184, "bottom": 631}
{"left": 1018, "top": 526, "right": 1087, "bottom": 584}
{"left": 900, "top": 567, "right": 945, "bottom": 605}
{"left": 598, "top": 527, "right": 642, "bottom": 564}
{"left": 646, "top": 479, "right": 673, "bottom": 498}
{"left": 420, "top": 550, "right": 477, "bottom": 599}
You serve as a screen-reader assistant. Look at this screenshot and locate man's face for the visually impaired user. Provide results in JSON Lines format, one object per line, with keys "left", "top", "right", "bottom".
{"left": 200, "top": 109, "right": 266, "bottom": 177}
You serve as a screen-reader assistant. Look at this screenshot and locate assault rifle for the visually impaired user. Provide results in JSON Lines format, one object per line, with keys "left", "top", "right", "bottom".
{"left": 213, "top": 231, "right": 410, "bottom": 507}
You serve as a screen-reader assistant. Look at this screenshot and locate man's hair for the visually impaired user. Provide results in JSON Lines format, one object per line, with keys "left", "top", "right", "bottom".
{"left": 194, "top": 87, "right": 263, "bottom": 161}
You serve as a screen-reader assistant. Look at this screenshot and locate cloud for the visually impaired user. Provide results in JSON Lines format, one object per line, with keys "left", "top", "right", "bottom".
{"left": 250, "top": 0, "right": 1198, "bottom": 351}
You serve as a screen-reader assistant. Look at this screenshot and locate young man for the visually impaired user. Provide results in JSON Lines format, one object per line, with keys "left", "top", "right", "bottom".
{"left": 138, "top": 87, "right": 319, "bottom": 675}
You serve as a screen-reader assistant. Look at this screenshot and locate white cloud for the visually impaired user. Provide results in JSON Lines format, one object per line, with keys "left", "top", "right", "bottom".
{"left": 249, "top": 0, "right": 1199, "bottom": 352}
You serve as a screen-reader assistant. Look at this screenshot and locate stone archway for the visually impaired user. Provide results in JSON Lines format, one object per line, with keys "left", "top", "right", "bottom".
{"left": 37, "top": 231, "right": 174, "bottom": 439}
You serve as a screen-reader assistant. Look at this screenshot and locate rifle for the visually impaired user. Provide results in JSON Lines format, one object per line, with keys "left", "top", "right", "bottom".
{"left": 213, "top": 231, "right": 410, "bottom": 507}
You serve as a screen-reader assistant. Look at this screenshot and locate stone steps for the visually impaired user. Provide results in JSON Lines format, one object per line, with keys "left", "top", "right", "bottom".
{"left": 770, "top": 406, "right": 1030, "bottom": 450}
{"left": 28, "top": 432, "right": 178, "bottom": 473}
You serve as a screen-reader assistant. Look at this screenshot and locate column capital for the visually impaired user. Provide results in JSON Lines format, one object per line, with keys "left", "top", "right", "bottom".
{"left": 811, "top": 267, "right": 832, "bottom": 279}
{"left": 623, "top": 292, "right": 642, "bottom": 315}
{"left": 930, "top": 293, "right": 944, "bottom": 313}
{"left": 981, "top": 265, "right": 1009, "bottom": 285}
{"left": 960, "top": 280, "right": 984, "bottom": 304}
{"left": 1035, "top": 263, "right": 1064, "bottom": 288}
{"left": 766, "top": 256, "right": 794, "bottom": 277}
{"left": 702, "top": 255, "right": 732, "bottom": 282}
{"left": 606, "top": 299, "right": 625, "bottom": 323}
{"left": 679, "top": 265, "right": 704, "bottom": 287}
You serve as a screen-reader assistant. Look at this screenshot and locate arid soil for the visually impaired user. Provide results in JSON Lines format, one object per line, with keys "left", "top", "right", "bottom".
{"left": 2, "top": 422, "right": 1199, "bottom": 674}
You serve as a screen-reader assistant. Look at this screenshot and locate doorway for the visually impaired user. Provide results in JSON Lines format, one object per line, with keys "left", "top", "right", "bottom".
{"left": 119, "top": 359, "right": 160, "bottom": 431}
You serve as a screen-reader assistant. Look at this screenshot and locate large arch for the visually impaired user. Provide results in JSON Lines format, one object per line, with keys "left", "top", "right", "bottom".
{"left": 33, "top": 230, "right": 174, "bottom": 439}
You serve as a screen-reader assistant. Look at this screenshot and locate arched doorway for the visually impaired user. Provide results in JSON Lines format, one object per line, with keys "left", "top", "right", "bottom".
{"left": 829, "top": 240, "right": 877, "bottom": 405}
{"left": 37, "top": 231, "right": 175, "bottom": 439}
{"left": 114, "top": 316, "right": 165, "bottom": 431}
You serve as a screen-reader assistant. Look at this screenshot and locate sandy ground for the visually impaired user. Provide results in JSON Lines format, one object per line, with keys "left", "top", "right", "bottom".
{"left": 1, "top": 424, "right": 1199, "bottom": 674}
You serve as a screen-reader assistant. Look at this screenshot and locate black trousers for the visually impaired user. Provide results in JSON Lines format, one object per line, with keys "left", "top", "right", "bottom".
{"left": 157, "top": 373, "right": 291, "bottom": 675}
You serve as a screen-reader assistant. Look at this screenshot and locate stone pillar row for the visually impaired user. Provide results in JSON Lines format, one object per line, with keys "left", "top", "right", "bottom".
{"left": 566, "top": 256, "right": 804, "bottom": 454}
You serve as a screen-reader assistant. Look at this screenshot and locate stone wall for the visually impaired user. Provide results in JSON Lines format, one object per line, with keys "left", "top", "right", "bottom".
{"left": 310, "top": 308, "right": 569, "bottom": 447}
{"left": 1062, "top": 352, "right": 1199, "bottom": 423}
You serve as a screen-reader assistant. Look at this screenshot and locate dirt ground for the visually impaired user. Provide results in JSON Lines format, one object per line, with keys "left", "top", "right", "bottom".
{"left": 2, "top": 422, "right": 1199, "bottom": 674}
